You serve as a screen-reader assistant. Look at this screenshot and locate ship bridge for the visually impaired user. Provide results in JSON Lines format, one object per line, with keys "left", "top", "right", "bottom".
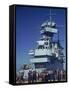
{"left": 40, "top": 21, "right": 58, "bottom": 34}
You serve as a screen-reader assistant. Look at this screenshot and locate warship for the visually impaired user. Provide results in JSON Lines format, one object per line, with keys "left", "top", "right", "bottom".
{"left": 29, "top": 11, "right": 65, "bottom": 73}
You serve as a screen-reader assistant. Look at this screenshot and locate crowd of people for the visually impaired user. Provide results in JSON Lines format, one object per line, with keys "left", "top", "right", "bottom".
{"left": 16, "top": 69, "right": 66, "bottom": 84}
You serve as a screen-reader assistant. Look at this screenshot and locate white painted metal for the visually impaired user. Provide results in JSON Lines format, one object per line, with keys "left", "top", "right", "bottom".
{"left": 44, "top": 27, "right": 57, "bottom": 33}
{"left": 30, "top": 57, "right": 49, "bottom": 63}
{"left": 34, "top": 49, "right": 52, "bottom": 56}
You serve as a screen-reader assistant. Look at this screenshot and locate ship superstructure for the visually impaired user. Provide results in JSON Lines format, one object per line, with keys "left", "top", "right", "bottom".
{"left": 29, "top": 12, "right": 64, "bottom": 73}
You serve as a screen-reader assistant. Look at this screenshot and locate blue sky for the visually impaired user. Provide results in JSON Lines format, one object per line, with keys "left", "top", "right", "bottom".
{"left": 16, "top": 6, "right": 66, "bottom": 70}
